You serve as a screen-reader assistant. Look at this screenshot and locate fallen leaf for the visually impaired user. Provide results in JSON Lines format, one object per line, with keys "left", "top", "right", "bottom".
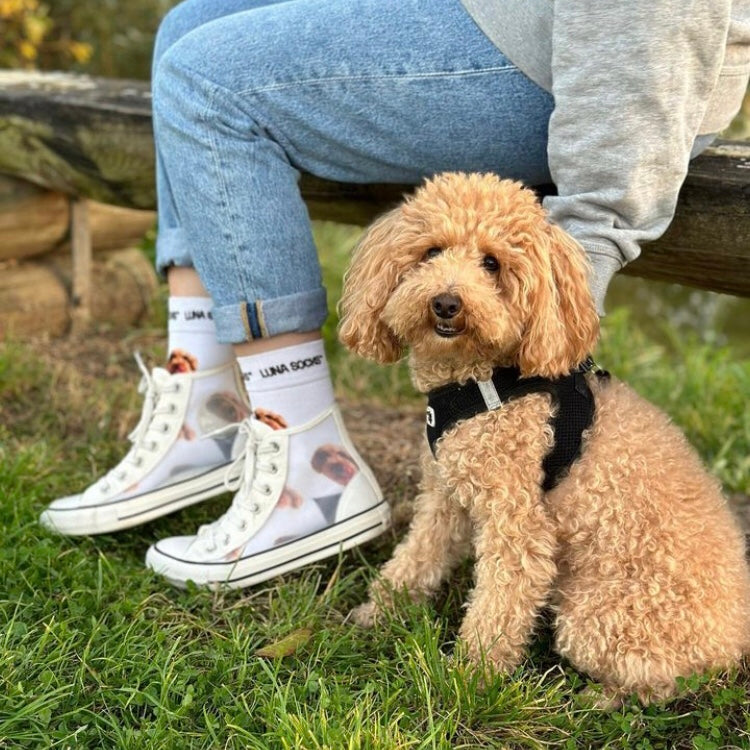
{"left": 255, "top": 628, "right": 313, "bottom": 659}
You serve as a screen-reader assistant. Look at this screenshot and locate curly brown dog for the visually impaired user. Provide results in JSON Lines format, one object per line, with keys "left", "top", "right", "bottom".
{"left": 338, "top": 172, "right": 750, "bottom": 705}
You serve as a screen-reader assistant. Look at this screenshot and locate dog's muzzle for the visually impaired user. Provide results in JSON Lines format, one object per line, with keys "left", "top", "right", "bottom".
{"left": 430, "top": 293, "right": 465, "bottom": 337}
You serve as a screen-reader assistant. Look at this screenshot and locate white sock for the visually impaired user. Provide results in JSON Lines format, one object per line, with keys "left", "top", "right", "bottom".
{"left": 236, "top": 339, "right": 335, "bottom": 427}
{"left": 230, "top": 340, "right": 356, "bottom": 557}
{"left": 167, "top": 296, "right": 233, "bottom": 373}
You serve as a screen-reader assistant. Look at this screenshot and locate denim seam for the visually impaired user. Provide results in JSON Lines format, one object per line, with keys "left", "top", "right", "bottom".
{"left": 235, "top": 65, "right": 519, "bottom": 96}
{"left": 239, "top": 303, "right": 254, "bottom": 341}
{"left": 179, "top": 60, "right": 306, "bottom": 311}
{"left": 178, "top": 64, "right": 324, "bottom": 341}
{"left": 197, "top": 70, "right": 256, "bottom": 307}
{"left": 256, "top": 301, "right": 270, "bottom": 338}
{"left": 232, "top": 67, "right": 522, "bottom": 161}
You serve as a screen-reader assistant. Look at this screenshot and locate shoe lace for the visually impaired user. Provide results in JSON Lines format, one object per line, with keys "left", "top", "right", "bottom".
{"left": 195, "top": 418, "right": 281, "bottom": 552}
{"left": 98, "top": 352, "right": 181, "bottom": 492}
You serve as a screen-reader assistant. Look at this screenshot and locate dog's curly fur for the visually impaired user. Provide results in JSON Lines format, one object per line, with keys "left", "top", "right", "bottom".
{"left": 338, "top": 172, "right": 750, "bottom": 704}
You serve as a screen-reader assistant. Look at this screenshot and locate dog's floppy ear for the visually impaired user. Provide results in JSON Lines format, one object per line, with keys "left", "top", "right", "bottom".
{"left": 517, "top": 223, "right": 600, "bottom": 378}
{"left": 338, "top": 206, "right": 414, "bottom": 363}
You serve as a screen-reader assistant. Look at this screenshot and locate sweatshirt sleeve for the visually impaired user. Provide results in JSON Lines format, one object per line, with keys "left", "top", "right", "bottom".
{"left": 543, "top": 0, "right": 732, "bottom": 313}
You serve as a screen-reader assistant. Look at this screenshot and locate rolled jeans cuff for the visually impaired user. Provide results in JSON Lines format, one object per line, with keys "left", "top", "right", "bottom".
{"left": 156, "top": 226, "right": 193, "bottom": 277}
{"left": 212, "top": 287, "right": 329, "bottom": 344}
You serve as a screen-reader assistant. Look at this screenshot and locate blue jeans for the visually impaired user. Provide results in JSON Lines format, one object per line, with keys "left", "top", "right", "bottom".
{"left": 153, "top": 0, "right": 554, "bottom": 343}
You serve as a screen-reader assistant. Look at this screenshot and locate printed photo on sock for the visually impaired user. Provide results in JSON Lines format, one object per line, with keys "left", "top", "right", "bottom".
{"left": 311, "top": 444, "right": 359, "bottom": 486}
{"left": 167, "top": 348, "right": 199, "bottom": 374}
{"left": 253, "top": 407, "right": 288, "bottom": 431}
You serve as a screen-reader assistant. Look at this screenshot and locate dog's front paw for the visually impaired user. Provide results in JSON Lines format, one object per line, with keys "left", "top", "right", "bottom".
{"left": 348, "top": 600, "right": 381, "bottom": 628}
{"left": 459, "top": 635, "right": 522, "bottom": 675}
{"left": 447, "top": 643, "right": 501, "bottom": 691}
{"left": 577, "top": 684, "right": 625, "bottom": 711}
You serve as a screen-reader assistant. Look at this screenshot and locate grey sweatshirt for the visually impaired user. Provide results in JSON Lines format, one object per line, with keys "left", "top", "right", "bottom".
{"left": 460, "top": 0, "right": 750, "bottom": 311}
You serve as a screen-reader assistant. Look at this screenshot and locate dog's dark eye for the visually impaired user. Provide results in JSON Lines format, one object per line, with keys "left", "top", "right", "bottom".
{"left": 423, "top": 247, "right": 443, "bottom": 260}
{"left": 482, "top": 255, "right": 500, "bottom": 273}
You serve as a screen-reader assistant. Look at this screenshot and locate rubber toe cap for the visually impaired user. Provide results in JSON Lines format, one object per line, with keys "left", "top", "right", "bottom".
{"left": 146, "top": 536, "right": 197, "bottom": 566}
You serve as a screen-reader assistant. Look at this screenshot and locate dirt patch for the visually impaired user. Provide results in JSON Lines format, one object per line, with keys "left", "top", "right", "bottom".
{"left": 340, "top": 400, "right": 423, "bottom": 527}
{"left": 37, "top": 327, "right": 166, "bottom": 379}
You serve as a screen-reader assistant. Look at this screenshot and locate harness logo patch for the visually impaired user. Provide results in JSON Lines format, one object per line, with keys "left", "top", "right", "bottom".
{"left": 425, "top": 406, "right": 436, "bottom": 428}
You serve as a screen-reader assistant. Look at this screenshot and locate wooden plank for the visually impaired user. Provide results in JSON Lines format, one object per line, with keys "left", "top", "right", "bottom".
{"left": 0, "top": 72, "right": 155, "bottom": 208}
{"left": 625, "top": 141, "right": 750, "bottom": 295}
{"left": 70, "top": 198, "right": 92, "bottom": 332}
{"left": 676, "top": 140, "right": 750, "bottom": 189}
{"left": 0, "top": 71, "right": 748, "bottom": 296}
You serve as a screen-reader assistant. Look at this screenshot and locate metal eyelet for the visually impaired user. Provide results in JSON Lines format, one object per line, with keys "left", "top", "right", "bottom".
{"left": 269, "top": 463, "right": 278, "bottom": 474}
{"left": 149, "top": 441, "right": 158, "bottom": 450}
{"left": 161, "top": 424, "right": 170, "bottom": 433}
{"left": 261, "top": 484, "right": 272, "bottom": 496}
{"left": 173, "top": 383, "right": 182, "bottom": 393}
{"left": 250, "top": 503, "right": 260, "bottom": 514}
{"left": 168, "top": 403, "right": 177, "bottom": 414}
{"left": 135, "top": 457, "right": 144, "bottom": 467}
{"left": 117, "top": 471, "right": 127, "bottom": 481}
{"left": 270, "top": 441, "right": 280, "bottom": 453}
{"left": 239, "top": 520, "right": 248, "bottom": 531}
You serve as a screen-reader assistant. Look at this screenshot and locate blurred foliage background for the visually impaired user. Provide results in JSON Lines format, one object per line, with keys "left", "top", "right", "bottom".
{"left": 725, "top": 91, "right": 750, "bottom": 139}
{"left": 1, "top": 0, "right": 91, "bottom": 69}
{"left": 1, "top": 0, "right": 177, "bottom": 77}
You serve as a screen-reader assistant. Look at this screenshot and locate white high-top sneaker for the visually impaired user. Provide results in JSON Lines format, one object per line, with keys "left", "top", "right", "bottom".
{"left": 145, "top": 405, "right": 390, "bottom": 589}
{"left": 40, "top": 354, "right": 250, "bottom": 535}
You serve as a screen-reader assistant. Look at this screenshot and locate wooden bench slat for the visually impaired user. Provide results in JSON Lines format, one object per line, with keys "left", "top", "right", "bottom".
{"left": 1, "top": 71, "right": 748, "bottom": 297}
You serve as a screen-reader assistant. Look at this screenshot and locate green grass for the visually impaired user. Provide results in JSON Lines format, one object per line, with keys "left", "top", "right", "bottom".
{"left": 0, "top": 224, "right": 749, "bottom": 748}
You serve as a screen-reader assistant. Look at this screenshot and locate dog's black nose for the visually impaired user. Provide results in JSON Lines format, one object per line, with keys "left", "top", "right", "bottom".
{"left": 431, "top": 293, "right": 462, "bottom": 319}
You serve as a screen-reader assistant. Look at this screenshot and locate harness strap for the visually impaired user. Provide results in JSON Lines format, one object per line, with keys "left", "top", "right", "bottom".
{"left": 425, "top": 358, "right": 609, "bottom": 492}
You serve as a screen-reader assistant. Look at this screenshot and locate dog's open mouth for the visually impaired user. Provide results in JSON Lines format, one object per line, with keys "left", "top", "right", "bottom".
{"left": 434, "top": 322, "right": 465, "bottom": 338}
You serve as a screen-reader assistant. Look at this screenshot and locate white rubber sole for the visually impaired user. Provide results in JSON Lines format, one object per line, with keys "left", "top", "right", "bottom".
{"left": 40, "top": 462, "right": 236, "bottom": 536}
{"left": 145, "top": 500, "right": 392, "bottom": 590}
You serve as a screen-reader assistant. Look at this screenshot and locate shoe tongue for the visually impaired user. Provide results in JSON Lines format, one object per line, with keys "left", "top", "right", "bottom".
{"left": 250, "top": 417, "right": 276, "bottom": 438}
{"left": 151, "top": 367, "right": 174, "bottom": 385}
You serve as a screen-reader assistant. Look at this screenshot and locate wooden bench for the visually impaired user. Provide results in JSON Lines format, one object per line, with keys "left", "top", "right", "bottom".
{"left": 1, "top": 70, "right": 748, "bottom": 326}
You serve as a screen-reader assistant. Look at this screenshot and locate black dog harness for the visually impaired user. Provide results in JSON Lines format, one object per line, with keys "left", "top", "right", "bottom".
{"left": 426, "top": 358, "right": 609, "bottom": 492}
